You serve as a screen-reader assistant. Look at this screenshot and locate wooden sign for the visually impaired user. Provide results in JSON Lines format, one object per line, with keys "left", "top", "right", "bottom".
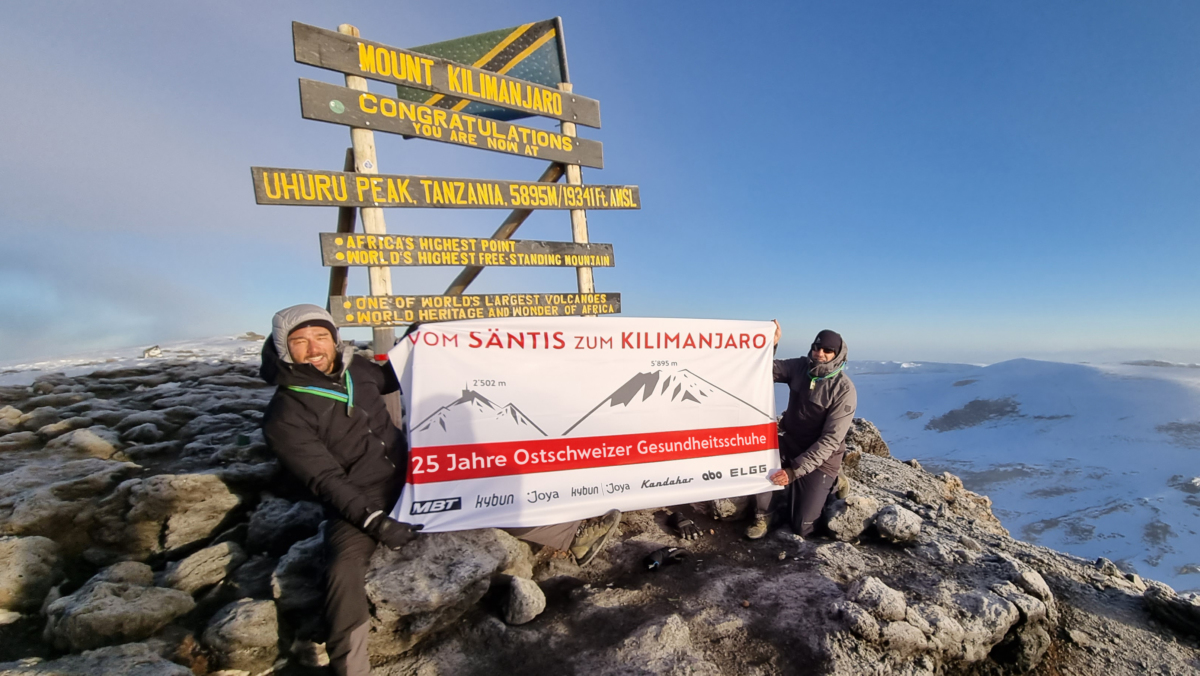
{"left": 252, "top": 167, "right": 639, "bottom": 209}
{"left": 394, "top": 19, "right": 570, "bottom": 124}
{"left": 321, "top": 233, "right": 615, "bottom": 268}
{"left": 292, "top": 22, "right": 601, "bottom": 128}
{"left": 299, "top": 79, "right": 604, "bottom": 168}
{"left": 332, "top": 293, "right": 621, "bottom": 325}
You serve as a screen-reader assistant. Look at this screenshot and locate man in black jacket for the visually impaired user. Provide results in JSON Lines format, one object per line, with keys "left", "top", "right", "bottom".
{"left": 746, "top": 324, "right": 857, "bottom": 540}
{"left": 260, "top": 304, "right": 421, "bottom": 676}
{"left": 261, "top": 305, "right": 622, "bottom": 674}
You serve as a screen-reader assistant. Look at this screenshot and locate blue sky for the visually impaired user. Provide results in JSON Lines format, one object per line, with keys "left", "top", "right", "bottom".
{"left": 2, "top": 1, "right": 1198, "bottom": 364}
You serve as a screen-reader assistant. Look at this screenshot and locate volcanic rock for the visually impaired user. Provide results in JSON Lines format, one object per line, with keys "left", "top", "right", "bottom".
{"left": 246, "top": 495, "right": 322, "bottom": 556}
{"left": 158, "top": 542, "right": 247, "bottom": 595}
{"left": 0, "top": 643, "right": 192, "bottom": 675}
{"left": 874, "top": 504, "right": 923, "bottom": 543}
{"left": 43, "top": 562, "right": 195, "bottom": 651}
{"left": 202, "top": 599, "right": 279, "bottom": 674}
{"left": 0, "top": 536, "right": 62, "bottom": 613}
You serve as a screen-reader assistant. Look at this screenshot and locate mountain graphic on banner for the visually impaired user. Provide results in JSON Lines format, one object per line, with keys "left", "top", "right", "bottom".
{"left": 563, "top": 369, "right": 772, "bottom": 436}
{"left": 413, "top": 389, "right": 546, "bottom": 442}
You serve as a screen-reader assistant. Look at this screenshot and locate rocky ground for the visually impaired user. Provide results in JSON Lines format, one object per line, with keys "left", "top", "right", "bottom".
{"left": 0, "top": 350, "right": 1197, "bottom": 675}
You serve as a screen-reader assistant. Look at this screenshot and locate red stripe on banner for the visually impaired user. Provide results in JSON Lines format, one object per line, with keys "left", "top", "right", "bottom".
{"left": 407, "top": 422, "right": 778, "bottom": 484}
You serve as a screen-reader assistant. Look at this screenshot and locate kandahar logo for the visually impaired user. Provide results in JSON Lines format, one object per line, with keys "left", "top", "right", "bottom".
{"left": 640, "top": 476, "right": 694, "bottom": 489}
{"left": 410, "top": 497, "right": 462, "bottom": 515}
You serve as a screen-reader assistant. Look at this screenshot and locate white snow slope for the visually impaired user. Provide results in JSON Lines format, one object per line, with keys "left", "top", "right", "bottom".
{"left": 5, "top": 340, "right": 1198, "bottom": 591}
{"left": 783, "top": 359, "right": 1200, "bottom": 593}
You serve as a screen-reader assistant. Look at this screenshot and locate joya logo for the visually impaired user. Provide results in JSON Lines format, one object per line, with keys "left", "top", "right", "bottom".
{"left": 410, "top": 497, "right": 463, "bottom": 515}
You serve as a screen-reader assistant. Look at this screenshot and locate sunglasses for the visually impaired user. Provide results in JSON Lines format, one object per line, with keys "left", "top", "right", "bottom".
{"left": 811, "top": 345, "right": 836, "bottom": 354}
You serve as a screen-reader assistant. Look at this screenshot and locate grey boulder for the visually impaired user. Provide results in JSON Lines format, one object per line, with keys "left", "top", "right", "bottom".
{"left": 0, "top": 433, "right": 38, "bottom": 453}
{"left": 119, "top": 423, "right": 164, "bottom": 444}
{"left": 874, "top": 504, "right": 922, "bottom": 543}
{"left": 847, "top": 576, "right": 907, "bottom": 622}
{"left": 246, "top": 495, "right": 323, "bottom": 556}
{"left": 1144, "top": 585, "right": 1200, "bottom": 637}
{"left": 158, "top": 541, "right": 247, "bottom": 595}
{"left": 36, "top": 417, "right": 93, "bottom": 441}
{"left": 44, "top": 427, "right": 121, "bottom": 460}
{"left": 824, "top": 495, "right": 881, "bottom": 541}
{"left": 0, "top": 459, "right": 136, "bottom": 545}
{"left": 0, "top": 407, "right": 21, "bottom": 435}
{"left": 94, "top": 473, "right": 242, "bottom": 558}
{"left": 0, "top": 536, "right": 63, "bottom": 612}
{"left": 202, "top": 599, "right": 280, "bottom": 674}
{"left": 43, "top": 562, "right": 195, "bottom": 651}
{"left": 0, "top": 643, "right": 191, "bottom": 676}
{"left": 365, "top": 528, "right": 533, "bottom": 656}
{"left": 17, "top": 408, "right": 59, "bottom": 433}
{"left": 271, "top": 528, "right": 326, "bottom": 613}
{"left": 951, "top": 590, "right": 1020, "bottom": 662}
{"left": 502, "top": 576, "right": 546, "bottom": 625}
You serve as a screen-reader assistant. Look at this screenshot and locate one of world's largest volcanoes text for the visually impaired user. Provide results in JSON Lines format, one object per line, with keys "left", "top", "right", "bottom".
{"left": 407, "top": 423, "right": 777, "bottom": 483}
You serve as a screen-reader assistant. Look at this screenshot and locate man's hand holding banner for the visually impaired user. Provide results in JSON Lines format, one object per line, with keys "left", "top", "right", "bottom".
{"left": 388, "top": 317, "right": 782, "bottom": 531}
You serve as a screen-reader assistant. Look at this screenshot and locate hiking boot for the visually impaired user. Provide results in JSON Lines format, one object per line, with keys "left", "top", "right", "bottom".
{"left": 835, "top": 474, "right": 850, "bottom": 499}
{"left": 570, "top": 509, "right": 621, "bottom": 566}
{"left": 745, "top": 514, "right": 769, "bottom": 540}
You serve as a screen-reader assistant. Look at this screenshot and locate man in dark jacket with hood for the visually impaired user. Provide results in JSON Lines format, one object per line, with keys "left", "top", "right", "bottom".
{"left": 746, "top": 325, "right": 857, "bottom": 539}
{"left": 260, "top": 304, "right": 622, "bottom": 674}
{"left": 260, "top": 304, "right": 421, "bottom": 676}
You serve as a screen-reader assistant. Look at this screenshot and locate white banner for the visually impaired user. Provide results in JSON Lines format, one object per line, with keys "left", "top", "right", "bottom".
{"left": 388, "top": 317, "right": 781, "bottom": 531}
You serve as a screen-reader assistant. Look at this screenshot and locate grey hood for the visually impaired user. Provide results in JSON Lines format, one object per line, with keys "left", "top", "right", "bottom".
{"left": 808, "top": 338, "right": 848, "bottom": 378}
{"left": 270, "top": 304, "right": 340, "bottom": 365}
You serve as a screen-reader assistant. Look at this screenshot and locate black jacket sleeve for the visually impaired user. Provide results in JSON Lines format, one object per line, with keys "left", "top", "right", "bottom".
{"left": 773, "top": 358, "right": 798, "bottom": 384}
{"left": 263, "top": 397, "right": 380, "bottom": 526}
{"left": 379, "top": 358, "right": 400, "bottom": 395}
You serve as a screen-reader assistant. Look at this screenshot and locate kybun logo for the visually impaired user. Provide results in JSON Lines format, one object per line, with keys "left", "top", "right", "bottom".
{"left": 410, "top": 497, "right": 463, "bottom": 515}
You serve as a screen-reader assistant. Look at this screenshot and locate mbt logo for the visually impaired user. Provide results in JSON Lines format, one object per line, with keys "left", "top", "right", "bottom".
{"left": 410, "top": 497, "right": 462, "bottom": 515}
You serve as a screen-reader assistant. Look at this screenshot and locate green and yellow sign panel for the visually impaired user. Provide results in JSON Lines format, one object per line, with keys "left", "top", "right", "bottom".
{"left": 321, "top": 233, "right": 614, "bottom": 268}
{"left": 251, "top": 167, "right": 638, "bottom": 209}
{"left": 299, "top": 79, "right": 603, "bottom": 168}
{"left": 332, "top": 292, "right": 621, "bottom": 325}
{"left": 397, "top": 19, "right": 575, "bottom": 124}
{"left": 292, "top": 22, "right": 599, "bottom": 128}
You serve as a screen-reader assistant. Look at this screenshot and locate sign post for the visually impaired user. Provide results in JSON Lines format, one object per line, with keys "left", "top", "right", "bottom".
{"left": 253, "top": 17, "right": 639, "bottom": 344}
{"left": 326, "top": 148, "right": 357, "bottom": 303}
{"left": 444, "top": 161, "right": 564, "bottom": 296}
{"left": 558, "top": 82, "right": 594, "bottom": 299}
{"left": 338, "top": 23, "right": 394, "bottom": 354}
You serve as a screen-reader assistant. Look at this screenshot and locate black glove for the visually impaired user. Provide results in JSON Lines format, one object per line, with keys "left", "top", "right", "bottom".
{"left": 364, "top": 512, "right": 423, "bottom": 550}
{"left": 644, "top": 546, "right": 689, "bottom": 570}
{"left": 669, "top": 512, "right": 704, "bottom": 540}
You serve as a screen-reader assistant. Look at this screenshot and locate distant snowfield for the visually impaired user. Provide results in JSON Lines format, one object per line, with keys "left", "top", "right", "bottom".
{"left": 0, "top": 335, "right": 264, "bottom": 387}
{"left": 807, "top": 358, "right": 1200, "bottom": 593}
{"left": 4, "top": 338, "right": 1198, "bottom": 591}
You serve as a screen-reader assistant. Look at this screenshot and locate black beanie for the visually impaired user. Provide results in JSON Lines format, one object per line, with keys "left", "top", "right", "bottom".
{"left": 811, "top": 329, "right": 843, "bottom": 353}
{"left": 289, "top": 318, "right": 338, "bottom": 340}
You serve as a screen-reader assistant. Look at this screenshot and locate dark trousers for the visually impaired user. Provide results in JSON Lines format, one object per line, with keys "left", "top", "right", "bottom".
{"left": 324, "top": 516, "right": 377, "bottom": 675}
{"left": 754, "top": 470, "right": 836, "bottom": 537}
{"left": 323, "top": 483, "right": 399, "bottom": 676}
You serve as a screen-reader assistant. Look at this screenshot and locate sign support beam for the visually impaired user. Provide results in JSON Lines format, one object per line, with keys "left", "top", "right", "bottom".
{"left": 558, "top": 83, "right": 595, "bottom": 303}
{"left": 443, "top": 161, "right": 565, "bottom": 296}
{"left": 326, "top": 148, "right": 357, "bottom": 304}
{"left": 339, "top": 23, "right": 395, "bottom": 354}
